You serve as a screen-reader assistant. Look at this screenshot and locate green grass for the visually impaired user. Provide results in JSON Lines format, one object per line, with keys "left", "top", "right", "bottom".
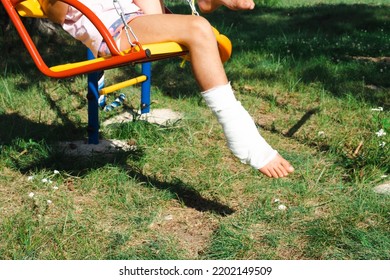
{"left": 0, "top": 0, "right": 389, "bottom": 260}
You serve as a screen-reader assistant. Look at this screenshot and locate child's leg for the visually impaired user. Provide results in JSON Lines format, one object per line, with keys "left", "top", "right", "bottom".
{"left": 125, "top": 14, "right": 293, "bottom": 177}
{"left": 197, "top": 0, "right": 255, "bottom": 13}
{"left": 126, "top": 14, "right": 227, "bottom": 90}
{"left": 202, "top": 83, "right": 294, "bottom": 178}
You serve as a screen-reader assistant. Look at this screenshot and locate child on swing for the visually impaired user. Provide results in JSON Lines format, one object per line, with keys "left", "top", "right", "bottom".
{"left": 39, "top": 0, "right": 294, "bottom": 178}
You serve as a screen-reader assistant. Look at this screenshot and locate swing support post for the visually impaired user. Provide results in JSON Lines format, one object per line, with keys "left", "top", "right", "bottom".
{"left": 87, "top": 49, "right": 100, "bottom": 144}
{"left": 141, "top": 62, "right": 152, "bottom": 114}
{"left": 86, "top": 53, "right": 153, "bottom": 144}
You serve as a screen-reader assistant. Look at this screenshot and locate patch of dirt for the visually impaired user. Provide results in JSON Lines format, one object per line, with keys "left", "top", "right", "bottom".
{"left": 0, "top": 168, "right": 25, "bottom": 218}
{"left": 148, "top": 201, "right": 219, "bottom": 259}
{"left": 350, "top": 56, "right": 390, "bottom": 64}
{"left": 276, "top": 238, "right": 308, "bottom": 260}
{"left": 255, "top": 114, "right": 277, "bottom": 128}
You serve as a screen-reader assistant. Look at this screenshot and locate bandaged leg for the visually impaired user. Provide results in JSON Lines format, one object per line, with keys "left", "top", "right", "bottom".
{"left": 202, "top": 83, "right": 278, "bottom": 170}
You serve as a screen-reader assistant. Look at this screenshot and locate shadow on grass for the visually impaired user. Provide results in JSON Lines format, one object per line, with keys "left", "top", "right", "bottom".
{"left": 2, "top": 3, "right": 388, "bottom": 105}
{"left": 283, "top": 108, "right": 321, "bottom": 137}
{"left": 125, "top": 168, "right": 235, "bottom": 216}
{"left": 0, "top": 113, "right": 84, "bottom": 144}
{"left": 0, "top": 28, "right": 235, "bottom": 215}
{"left": 0, "top": 115, "right": 234, "bottom": 217}
{"left": 164, "top": 3, "right": 389, "bottom": 105}
{"left": 216, "top": 3, "right": 389, "bottom": 106}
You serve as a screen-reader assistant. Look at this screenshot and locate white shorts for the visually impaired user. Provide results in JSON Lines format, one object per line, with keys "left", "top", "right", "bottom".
{"left": 97, "top": 12, "right": 143, "bottom": 57}
{"left": 62, "top": 0, "right": 141, "bottom": 57}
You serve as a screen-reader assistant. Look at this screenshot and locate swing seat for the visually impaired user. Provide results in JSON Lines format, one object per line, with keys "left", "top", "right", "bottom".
{"left": 3, "top": 0, "right": 232, "bottom": 78}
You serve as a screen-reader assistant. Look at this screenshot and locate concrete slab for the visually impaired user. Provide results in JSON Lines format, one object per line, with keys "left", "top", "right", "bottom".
{"left": 58, "top": 108, "right": 183, "bottom": 156}
{"left": 374, "top": 182, "right": 390, "bottom": 195}
{"left": 57, "top": 139, "right": 136, "bottom": 157}
{"left": 102, "top": 108, "right": 183, "bottom": 127}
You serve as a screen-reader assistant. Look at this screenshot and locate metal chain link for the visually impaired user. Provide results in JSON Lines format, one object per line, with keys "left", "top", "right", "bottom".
{"left": 113, "top": 0, "right": 139, "bottom": 47}
{"left": 185, "top": 0, "right": 199, "bottom": 16}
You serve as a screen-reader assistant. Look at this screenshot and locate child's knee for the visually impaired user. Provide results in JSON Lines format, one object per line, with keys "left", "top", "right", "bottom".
{"left": 189, "top": 16, "right": 214, "bottom": 40}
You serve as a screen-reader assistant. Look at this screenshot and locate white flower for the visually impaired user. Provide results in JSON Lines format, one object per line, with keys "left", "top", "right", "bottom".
{"left": 41, "top": 178, "right": 53, "bottom": 184}
{"left": 47, "top": 200, "right": 52, "bottom": 205}
{"left": 27, "top": 176, "right": 34, "bottom": 181}
{"left": 278, "top": 204, "right": 287, "bottom": 211}
{"left": 28, "top": 192, "right": 35, "bottom": 198}
{"left": 379, "top": 142, "right": 386, "bottom": 148}
{"left": 371, "top": 107, "right": 383, "bottom": 112}
{"left": 273, "top": 198, "right": 280, "bottom": 203}
{"left": 375, "top": 129, "right": 386, "bottom": 137}
{"left": 52, "top": 186, "right": 59, "bottom": 190}
{"left": 164, "top": 214, "right": 173, "bottom": 221}
{"left": 53, "top": 170, "right": 60, "bottom": 175}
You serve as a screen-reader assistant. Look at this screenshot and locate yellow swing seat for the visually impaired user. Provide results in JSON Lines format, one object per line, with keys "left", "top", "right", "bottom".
{"left": 4, "top": 0, "right": 232, "bottom": 78}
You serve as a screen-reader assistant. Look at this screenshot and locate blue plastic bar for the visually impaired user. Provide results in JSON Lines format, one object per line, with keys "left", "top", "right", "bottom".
{"left": 141, "top": 62, "right": 151, "bottom": 114}
{"left": 87, "top": 49, "right": 100, "bottom": 144}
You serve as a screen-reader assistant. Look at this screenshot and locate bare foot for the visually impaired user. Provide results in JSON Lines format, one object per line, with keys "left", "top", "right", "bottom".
{"left": 197, "top": 0, "right": 255, "bottom": 13}
{"left": 259, "top": 154, "right": 294, "bottom": 178}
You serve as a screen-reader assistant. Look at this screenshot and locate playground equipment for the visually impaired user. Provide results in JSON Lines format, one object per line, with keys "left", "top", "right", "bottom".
{"left": 1, "top": 0, "right": 232, "bottom": 144}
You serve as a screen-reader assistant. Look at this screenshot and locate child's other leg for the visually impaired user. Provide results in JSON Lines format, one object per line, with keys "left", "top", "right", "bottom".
{"left": 197, "top": 0, "right": 255, "bottom": 13}
{"left": 125, "top": 14, "right": 293, "bottom": 178}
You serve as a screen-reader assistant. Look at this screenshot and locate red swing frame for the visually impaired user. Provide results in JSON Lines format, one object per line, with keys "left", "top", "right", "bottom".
{"left": 1, "top": 0, "right": 192, "bottom": 78}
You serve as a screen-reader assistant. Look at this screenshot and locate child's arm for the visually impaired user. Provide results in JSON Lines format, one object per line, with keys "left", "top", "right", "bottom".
{"left": 38, "top": 0, "right": 68, "bottom": 24}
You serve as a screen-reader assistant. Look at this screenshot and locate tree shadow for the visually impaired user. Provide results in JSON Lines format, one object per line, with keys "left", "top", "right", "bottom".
{"left": 0, "top": 112, "right": 234, "bottom": 217}
{"left": 125, "top": 168, "right": 235, "bottom": 216}
{"left": 3, "top": 3, "right": 388, "bottom": 106}
{"left": 1, "top": 17, "right": 235, "bottom": 216}
{"left": 160, "top": 3, "right": 389, "bottom": 106}
{"left": 206, "top": 4, "right": 389, "bottom": 106}
{"left": 0, "top": 112, "right": 83, "bottom": 145}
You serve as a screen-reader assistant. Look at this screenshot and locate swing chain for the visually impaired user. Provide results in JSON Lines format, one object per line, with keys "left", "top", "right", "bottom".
{"left": 185, "top": 0, "right": 199, "bottom": 16}
{"left": 113, "top": 0, "right": 139, "bottom": 47}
